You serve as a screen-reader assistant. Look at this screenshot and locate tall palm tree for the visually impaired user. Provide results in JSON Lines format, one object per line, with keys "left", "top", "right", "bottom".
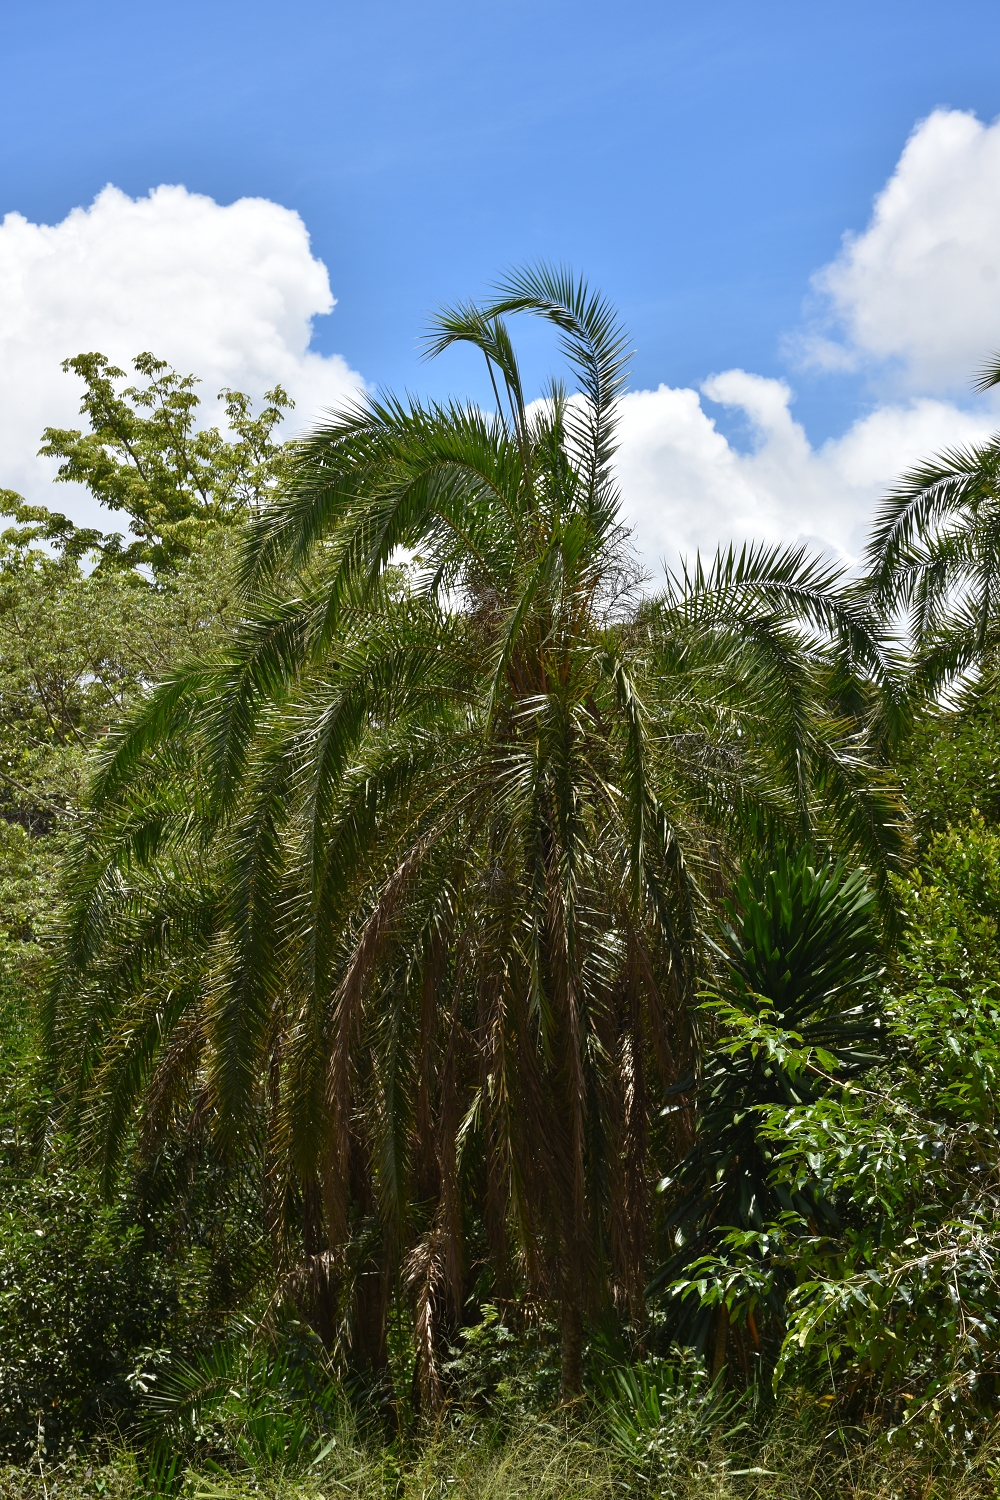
{"left": 48, "top": 267, "right": 905, "bottom": 1400}
{"left": 864, "top": 358, "right": 1000, "bottom": 691}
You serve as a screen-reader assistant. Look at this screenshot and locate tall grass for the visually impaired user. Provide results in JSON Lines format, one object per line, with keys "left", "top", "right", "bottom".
{"left": 3, "top": 1398, "right": 1000, "bottom": 1500}
{"left": 2, "top": 1330, "right": 997, "bottom": 1500}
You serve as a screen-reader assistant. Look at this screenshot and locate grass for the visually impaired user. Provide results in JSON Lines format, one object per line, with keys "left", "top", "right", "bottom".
{"left": 3, "top": 1397, "right": 1000, "bottom": 1500}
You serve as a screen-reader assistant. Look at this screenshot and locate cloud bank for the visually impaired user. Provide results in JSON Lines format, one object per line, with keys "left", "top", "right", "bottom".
{"left": 616, "top": 376, "right": 992, "bottom": 569}
{"left": 0, "top": 184, "right": 363, "bottom": 527}
{"left": 2, "top": 118, "right": 999, "bottom": 566}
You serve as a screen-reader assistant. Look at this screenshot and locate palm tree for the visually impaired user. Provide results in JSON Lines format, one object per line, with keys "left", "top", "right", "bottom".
{"left": 864, "top": 357, "right": 1000, "bottom": 692}
{"left": 48, "top": 267, "right": 905, "bottom": 1400}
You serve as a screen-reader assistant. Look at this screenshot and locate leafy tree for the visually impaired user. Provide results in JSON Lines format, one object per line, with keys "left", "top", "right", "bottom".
{"left": 0, "top": 1161, "right": 197, "bottom": 1459}
{"left": 895, "top": 690, "right": 1000, "bottom": 844}
{"left": 0, "top": 352, "right": 295, "bottom": 823}
{"left": 0, "top": 519, "right": 244, "bottom": 830}
{"left": 0, "top": 360, "right": 293, "bottom": 1454}
{"left": 48, "top": 268, "right": 905, "bottom": 1401}
{"left": 38, "top": 352, "right": 294, "bottom": 574}
{"left": 0, "top": 350, "right": 292, "bottom": 894}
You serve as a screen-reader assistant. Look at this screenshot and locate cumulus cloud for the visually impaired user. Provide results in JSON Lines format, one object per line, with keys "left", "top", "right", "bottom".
{"left": 614, "top": 375, "right": 993, "bottom": 572}
{"left": 613, "top": 107, "right": 1000, "bottom": 571}
{"left": 800, "top": 108, "right": 1000, "bottom": 389}
{"left": 0, "top": 184, "right": 363, "bottom": 527}
{"left": 3, "top": 136, "right": 999, "bottom": 572}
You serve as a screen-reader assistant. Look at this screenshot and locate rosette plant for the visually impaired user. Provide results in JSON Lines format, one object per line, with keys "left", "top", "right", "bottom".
{"left": 48, "top": 268, "right": 905, "bottom": 1400}
{"left": 653, "top": 844, "right": 884, "bottom": 1374}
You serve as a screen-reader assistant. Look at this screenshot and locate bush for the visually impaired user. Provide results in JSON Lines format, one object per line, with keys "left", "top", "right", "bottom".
{"left": 441, "top": 1305, "right": 562, "bottom": 1423}
{"left": 141, "top": 1319, "right": 344, "bottom": 1475}
{"left": 0, "top": 1164, "right": 193, "bottom": 1459}
{"left": 592, "top": 1348, "right": 742, "bottom": 1485}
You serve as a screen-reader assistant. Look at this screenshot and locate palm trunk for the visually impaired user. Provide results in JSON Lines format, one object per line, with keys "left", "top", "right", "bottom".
{"left": 711, "top": 1302, "right": 730, "bottom": 1383}
{"left": 354, "top": 1261, "right": 389, "bottom": 1376}
{"left": 560, "top": 1257, "right": 584, "bottom": 1399}
{"left": 302, "top": 1178, "right": 339, "bottom": 1349}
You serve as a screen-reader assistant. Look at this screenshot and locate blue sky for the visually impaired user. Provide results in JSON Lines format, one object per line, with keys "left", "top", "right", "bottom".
{"left": 3, "top": 0, "right": 1000, "bottom": 566}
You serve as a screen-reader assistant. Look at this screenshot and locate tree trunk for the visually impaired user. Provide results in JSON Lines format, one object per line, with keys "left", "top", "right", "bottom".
{"left": 711, "top": 1302, "right": 730, "bottom": 1384}
{"left": 560, "top": 1260, "right": 584, "bottom": 1399}
{"left": 354, "top": 1262, "right": 388, "bottom": 1376}
{"left": 302, "top": 1178, "right": 339, "bottom": 1349}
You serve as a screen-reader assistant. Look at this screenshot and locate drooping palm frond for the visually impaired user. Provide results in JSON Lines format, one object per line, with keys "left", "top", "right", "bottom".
{"left": 642, "top": 544, "right": 908, "bottom": 897}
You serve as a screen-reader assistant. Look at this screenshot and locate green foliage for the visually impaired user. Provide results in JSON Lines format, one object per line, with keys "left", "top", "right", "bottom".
{"left": 0, "top": 348, "right": 289, "bottom": 826}
{"left": 714, "top": 818, "right": 1000, "bottom": 1413}
{"left": 10, "top": 282, "right": 1000, "bottom": 1481}
{"left": 8, "top": 1392, "right": 1000, "bottom": 1500}
{"left": 0, "top": 1160, "right": 197, "bottom": 1459}
{"left": 898, "top": 815, "right": 1000, "bottom": 991}
{"left": 0, "top": 352, "right": 275, "bottom": 868}
{"left": 442, "top": 1306, "right": 562, "bottom": 1420}
{"left": 0, "top": 982, "right": 256, "bottom": 1464}
{"left": 0, "top": 523, "right": 242, "bottom": 832}
{"left": 656, "top": 847, "right": 884, "bottom": 1353}
{"left": 0, "top": 354, "right": 288, "bottom": 1466}
{"left": 592, "top": 1350, "right": 741, "bottom": 1483}
{"left": 37, "top": 353, "right": 294, "bottom": 574}
{"left": 896, "top": 697, "right": 1000, "bottom": 842}
{"left": 0, "top": 972, "right": 268, "bottom": 1462}
{"left": 141, "top": 1322, "right": 344, "bottom": 1475}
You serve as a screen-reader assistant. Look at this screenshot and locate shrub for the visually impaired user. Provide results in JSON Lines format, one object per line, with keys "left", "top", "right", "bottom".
{"left": 0, "top": 1164, "right": 191, "bottom": 1459}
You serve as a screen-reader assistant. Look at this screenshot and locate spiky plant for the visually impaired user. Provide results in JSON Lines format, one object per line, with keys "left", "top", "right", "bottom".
{"left": 47, "top": 267, "right": 905, "bottom": 1400}
{"left": 654, "top": 845, "right": 884, "bottom": 1368}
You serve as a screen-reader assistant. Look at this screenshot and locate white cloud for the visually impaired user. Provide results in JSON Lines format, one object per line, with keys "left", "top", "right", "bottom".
{"left": 0, "top": 184, "right": 363, "bottom": 527}
{"left": 3, "top": 135, "right": 999, "bottom": 575}
{"left": 614, "top": 375, "right": 994, "bottom": 572}
{"left": 802, "top": 108, "right": 1000, "bottom": 389}
{"left": 614, "top": 107, "right": 1000, "bottom": 571}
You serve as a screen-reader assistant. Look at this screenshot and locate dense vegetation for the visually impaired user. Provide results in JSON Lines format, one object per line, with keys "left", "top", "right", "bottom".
{"left": 3, "top": 273, "right": 1000, "bottom": 1497}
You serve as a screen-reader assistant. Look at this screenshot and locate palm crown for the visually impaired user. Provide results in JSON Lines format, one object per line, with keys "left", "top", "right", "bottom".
{"left": 48, "top": 267, "right": 905, "bottom": 1399}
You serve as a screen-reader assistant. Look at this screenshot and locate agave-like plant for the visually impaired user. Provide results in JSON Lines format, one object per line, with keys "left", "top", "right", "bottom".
{"left": 654, "top": 844, "right": 884, "bottom": 1369}
{"left": 47, "top": 267, "right": 905, "bottom": 1399}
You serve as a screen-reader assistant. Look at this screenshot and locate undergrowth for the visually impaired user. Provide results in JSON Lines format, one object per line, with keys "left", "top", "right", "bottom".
{"left": 4, "top": 1392, "right": 1000, "bottom": 1500}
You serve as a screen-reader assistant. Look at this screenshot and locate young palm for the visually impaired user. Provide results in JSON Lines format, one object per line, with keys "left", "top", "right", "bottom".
{"left": 49, "top": 267, "right": 905, "bottom": 1399}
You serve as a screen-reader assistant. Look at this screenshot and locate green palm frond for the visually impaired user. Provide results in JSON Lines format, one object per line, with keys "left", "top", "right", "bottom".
{"left": 973, "top": 352, "right": 1000, "bottom": 392}
{"left": 862, "top": 403, "right": 1000, "bottom": 695}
